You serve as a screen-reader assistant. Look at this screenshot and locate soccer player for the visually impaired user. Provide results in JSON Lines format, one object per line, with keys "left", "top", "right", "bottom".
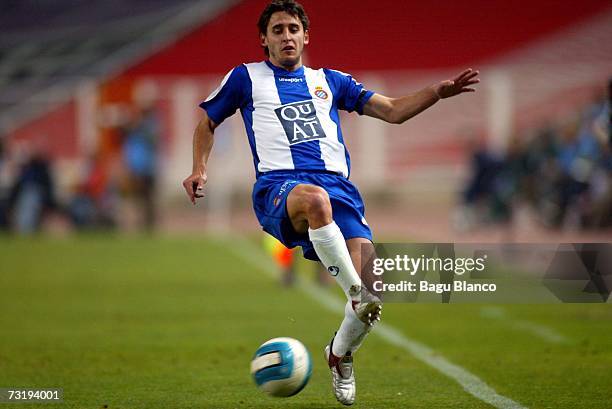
{"left": 182, "top": 0, "right": 479, "bottom": 405}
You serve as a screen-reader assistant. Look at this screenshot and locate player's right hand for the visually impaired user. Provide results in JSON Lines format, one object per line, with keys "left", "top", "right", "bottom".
{"left": 182, "top": 172, "right": 207, "bottom": 204}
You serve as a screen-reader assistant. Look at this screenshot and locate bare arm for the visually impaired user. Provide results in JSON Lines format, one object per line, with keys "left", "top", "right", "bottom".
{"left": 363, "top": 68, "right": 479, "bottom": 124}
{"left": 182, "top": 110, "right": 218, "bottom": 204}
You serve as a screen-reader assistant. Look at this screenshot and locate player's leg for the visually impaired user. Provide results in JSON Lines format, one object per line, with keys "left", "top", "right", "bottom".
{"left": 287, "top": 184, "right": 381, "bottom": 321}
{"left": 323, "top": 237, "right": 381, "bottom": 406}
{"left": 346, "top": 237, "right": 379, "bottom": 301}
{"left": 286, "top": 184, "right": 363, "bottom": 302}
{"left": 286, "top": 184, "right": 380, "bottom": 406}
{"left": 330, "top": 238, "right": 380, "bottom": 356}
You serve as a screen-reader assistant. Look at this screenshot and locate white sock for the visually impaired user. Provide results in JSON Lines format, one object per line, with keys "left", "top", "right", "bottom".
{"left": 308, "top": 222, "right": 361, "bottom": 298}
{"left": 332, "top": 301, "right": 372, "bottom": 357}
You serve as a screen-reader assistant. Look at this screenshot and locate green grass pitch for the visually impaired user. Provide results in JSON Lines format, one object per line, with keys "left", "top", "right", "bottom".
{"left": 0, "top": 235, "right": 611, "bottom": 408}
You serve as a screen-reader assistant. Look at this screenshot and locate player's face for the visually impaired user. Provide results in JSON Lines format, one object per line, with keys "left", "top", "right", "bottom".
{"left": 261, "top": 11, "right": 309, "bottom": 70}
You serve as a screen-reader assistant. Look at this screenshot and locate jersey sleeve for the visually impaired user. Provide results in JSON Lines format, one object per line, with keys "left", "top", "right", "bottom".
{"left": 323, "top": 68, "right": 374, "bottom": 115}
{"left": 199, "top": 64, "right": 249, "bottom": 125}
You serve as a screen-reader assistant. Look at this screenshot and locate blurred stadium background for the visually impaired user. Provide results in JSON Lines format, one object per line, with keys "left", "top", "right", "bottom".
{"left": 1, "top": 0, "right": 610, "bottom": 240}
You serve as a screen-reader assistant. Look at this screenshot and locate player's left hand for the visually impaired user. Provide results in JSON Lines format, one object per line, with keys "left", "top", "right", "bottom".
{"left": 434, "top": 68, "right": 480, "bottom": 99}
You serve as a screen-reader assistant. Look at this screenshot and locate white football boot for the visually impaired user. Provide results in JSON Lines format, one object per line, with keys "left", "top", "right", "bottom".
{"left": 325, "top": 342, "right": 355, "bottom": 406}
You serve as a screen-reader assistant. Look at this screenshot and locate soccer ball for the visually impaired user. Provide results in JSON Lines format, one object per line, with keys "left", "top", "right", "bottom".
{"left": 250, "top": 337, "right": 312, "bottom": 397}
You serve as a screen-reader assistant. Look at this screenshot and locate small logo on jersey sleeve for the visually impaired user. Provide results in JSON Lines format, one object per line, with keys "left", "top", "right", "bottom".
{"left": 314, "top": 86, "right": 328, "bottom": 100}
{"left": 274, "top": 100, "right": 327, "bottom": 145}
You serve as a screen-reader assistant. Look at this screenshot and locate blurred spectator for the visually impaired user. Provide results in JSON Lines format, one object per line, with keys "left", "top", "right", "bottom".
{"left": 491, "top": 134, "right": 528, "bottom": 223}
{"left": 68, "top": 153, "right": 118, "bottom": 230}
{"left": 122, "top": 105, "right": 160, "bottom": 232}
{"left": 7, "top": 143, "right": 57, "bottom": 234}
{"left": 584, "top": 88, "right": 611, "bottom": 227}
{"left": 522, "top": 125, "right": 561, "bottom": 223}
{"left": 462, "top": 137, "right": 499, "bottom": 210}
{"left": 455, "top": 135, "right": 506, "bottom": 230}
{"left": 554, "top": 107, "right": 601, "bottom": 227}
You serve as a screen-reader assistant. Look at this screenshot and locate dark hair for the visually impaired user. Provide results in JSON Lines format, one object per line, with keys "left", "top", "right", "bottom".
{"left": 257, "top": 0, "right": 309, "bottom": 56}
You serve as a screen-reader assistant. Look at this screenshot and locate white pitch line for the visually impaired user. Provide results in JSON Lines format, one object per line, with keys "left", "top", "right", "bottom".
{"left": 480, "top": 307, "right": 570, "bottom": 344}
{"left": 228, "top": 238, "right": 527, "bottom": 409}
{"left": 513, "top": 321, "right": 568, "bottom": 344}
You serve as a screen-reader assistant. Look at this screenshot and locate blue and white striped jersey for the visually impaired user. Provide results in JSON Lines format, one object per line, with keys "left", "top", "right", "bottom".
{"left": 200, "top": 60, "right": 374, "bottom": 178}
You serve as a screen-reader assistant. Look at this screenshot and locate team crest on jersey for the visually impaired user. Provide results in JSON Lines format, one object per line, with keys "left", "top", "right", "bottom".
{"left": 274, "top": 100, "right": 327, "bottom": 145}
{"left": 314, "top": 86, "right": 328, "bottom": 100}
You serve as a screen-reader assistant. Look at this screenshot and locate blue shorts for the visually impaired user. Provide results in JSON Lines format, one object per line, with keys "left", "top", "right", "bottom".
{"left": 252, "top": 170, "right": 372, "bottom": 261}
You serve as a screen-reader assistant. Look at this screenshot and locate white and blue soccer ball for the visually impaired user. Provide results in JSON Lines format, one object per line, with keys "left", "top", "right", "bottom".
{"left": 250, "top": 337, "right": 312, "bottom": 397}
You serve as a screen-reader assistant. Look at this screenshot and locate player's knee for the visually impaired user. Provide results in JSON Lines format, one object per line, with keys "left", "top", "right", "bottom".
{"left": 303, "top": 187, "right": 332, "bottom": 221}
